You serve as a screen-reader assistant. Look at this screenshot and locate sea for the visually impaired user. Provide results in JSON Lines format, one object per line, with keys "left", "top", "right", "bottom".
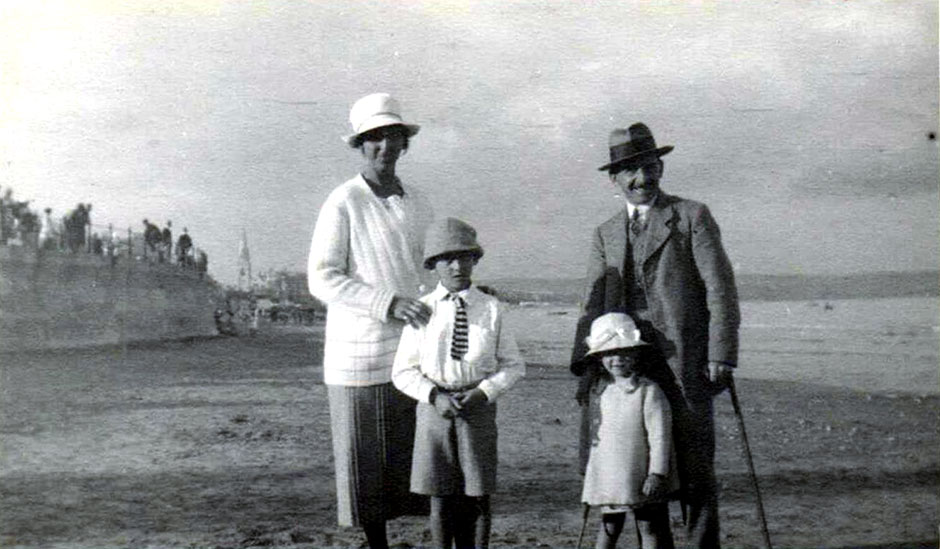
{"left": 504, "top": 296, "right": 939, "bottom": 395}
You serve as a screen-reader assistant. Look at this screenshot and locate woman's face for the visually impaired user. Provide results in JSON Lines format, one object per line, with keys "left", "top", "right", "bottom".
{"left": 359, "top": 125, "right": 407, "bottom": 176}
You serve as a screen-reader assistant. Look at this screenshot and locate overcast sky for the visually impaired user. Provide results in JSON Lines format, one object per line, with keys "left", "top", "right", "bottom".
{"left": 2, "top": 0, "right": 937, "bottom": 285}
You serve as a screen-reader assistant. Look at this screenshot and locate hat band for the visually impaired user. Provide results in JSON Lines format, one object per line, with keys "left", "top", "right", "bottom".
{"left": 609, "top": 140, "right": 658, "bottom": 163}
{"left": 354, "top": 112, "right": 404, "bottom": 134}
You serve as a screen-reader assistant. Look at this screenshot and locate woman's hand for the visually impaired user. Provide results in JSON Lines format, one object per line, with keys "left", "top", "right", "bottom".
{"left": 390, "top": 296, "right": 431, "bottom": 328}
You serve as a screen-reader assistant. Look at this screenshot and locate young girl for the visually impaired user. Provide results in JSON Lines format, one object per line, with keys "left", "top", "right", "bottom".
{"left": 580, "top": 312, "right": 679, "bottom": 549}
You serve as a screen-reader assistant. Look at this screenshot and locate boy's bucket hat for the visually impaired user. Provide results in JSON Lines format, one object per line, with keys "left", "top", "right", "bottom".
{"left": 422, "top": 217, "right": 484, "bottom": 269}
{"left": 585, "top": 312, "right": 649, "bottom": 356}
{"left": 343, "top": 93, "right": 420, "bottom": 147}
{"left": 598, "top": 122, "right": 673, "bottom": 172}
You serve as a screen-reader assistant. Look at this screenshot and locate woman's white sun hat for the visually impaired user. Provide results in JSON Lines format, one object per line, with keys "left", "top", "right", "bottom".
{"left": 343, "top": 93, "right": 421, "bottom": 146}
{"left": 585, "top": 312, "right": 649, "bottom": 356}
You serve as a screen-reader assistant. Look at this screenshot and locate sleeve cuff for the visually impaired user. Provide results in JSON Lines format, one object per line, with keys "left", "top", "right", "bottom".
{"left": 477, "top": 380, "right": 497, "bottom": 402}
{"left": 373, "top": 288, "right": 397, "bottom": 322}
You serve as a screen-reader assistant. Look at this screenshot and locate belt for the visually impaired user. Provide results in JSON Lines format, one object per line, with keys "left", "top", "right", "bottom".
{"left": 432, "top": 379, "right": 481, "bottom": 393}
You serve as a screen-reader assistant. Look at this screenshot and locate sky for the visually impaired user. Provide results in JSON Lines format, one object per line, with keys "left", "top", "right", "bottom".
{"left": 1, "top": 0, "right": 937, "bottom": 286}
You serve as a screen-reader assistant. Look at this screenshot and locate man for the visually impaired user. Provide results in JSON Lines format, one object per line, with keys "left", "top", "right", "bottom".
{"left": 570, "top": 123, "right": 740, "bottom": 548}
{"left": 161, "top": 221, "right": 173, "bottom": 263}
{"left": 176, "top": 227, "right": 193, "bottom": 266}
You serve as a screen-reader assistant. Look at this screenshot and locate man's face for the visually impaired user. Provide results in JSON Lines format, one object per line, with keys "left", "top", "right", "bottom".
{"left": 433, "top": 252, "right": 477, "bottom": 293}
{"left": 610, "top": 157, "right": 662, "bottom": 206}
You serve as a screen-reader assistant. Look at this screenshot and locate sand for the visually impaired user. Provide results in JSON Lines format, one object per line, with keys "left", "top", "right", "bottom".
{"left": 0, "top": 297, "right": 937, "bottom": 548}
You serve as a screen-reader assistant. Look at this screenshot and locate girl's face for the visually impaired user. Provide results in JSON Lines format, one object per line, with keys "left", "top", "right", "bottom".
{"left": 600, "top": 349, "right": 641, "bottom": 378}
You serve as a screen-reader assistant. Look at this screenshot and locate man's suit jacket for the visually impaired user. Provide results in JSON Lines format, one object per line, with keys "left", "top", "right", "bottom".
{"left": 570, "top": 193, "right": 740, "bottom": 403}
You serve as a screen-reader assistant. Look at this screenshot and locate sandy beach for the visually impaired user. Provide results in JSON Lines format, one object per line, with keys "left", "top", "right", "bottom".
{"left": 0, "top": 296, "right": 937, "bottom": 548}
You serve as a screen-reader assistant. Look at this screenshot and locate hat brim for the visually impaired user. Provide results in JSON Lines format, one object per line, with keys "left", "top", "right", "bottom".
{"left": 585, "top": 338, "right": 649, "bottom": 357}
{"left": 597, "top": 145, "right": 673, "bottom": 172}
{"left": 423, "top": 247, "right": 483, "bottom": 270}
{"left": 343, "top": 119, "right": 421, "bottom": 147}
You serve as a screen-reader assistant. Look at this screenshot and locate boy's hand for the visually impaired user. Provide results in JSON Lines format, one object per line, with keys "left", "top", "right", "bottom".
{"left": 433, "top": 390, "right": 459, "bottom": 419}
{"left": 642, "top": 473, "right": 667, "bottom": 499}
{"left": 453, "top": 388, "right": 488, "bottom": 412}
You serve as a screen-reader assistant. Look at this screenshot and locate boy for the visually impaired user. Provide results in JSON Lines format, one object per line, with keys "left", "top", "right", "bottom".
{"left": 580, "top": 312, "right": 679, "bottom": 549}
{"left": 393, "top": 217, "right": 525, "bottom": 549}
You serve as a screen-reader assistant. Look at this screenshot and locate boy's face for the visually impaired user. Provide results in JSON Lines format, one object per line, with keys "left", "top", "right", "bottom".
{"left": 600, "top": 348, "right": 642, "bottom": 378}
{"left": 433, "top": 252, "right": 477, "bottom": 293}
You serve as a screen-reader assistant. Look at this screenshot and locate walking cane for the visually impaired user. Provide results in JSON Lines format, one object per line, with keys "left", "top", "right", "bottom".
{"left": 576, "top": 503, "right": 590, "bottom": 549}
{"left": 728, "top": 376, "right": 773, "bottom": 549}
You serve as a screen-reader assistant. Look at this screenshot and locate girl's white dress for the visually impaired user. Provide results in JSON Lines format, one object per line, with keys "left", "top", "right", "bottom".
{"left": 581, "top": 376, "right": 680, "bottom": 507}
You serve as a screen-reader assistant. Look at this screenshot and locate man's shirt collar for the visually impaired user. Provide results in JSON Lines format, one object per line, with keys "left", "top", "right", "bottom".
{"left": 625, "top": 194, "right": 657, "bottom": 219}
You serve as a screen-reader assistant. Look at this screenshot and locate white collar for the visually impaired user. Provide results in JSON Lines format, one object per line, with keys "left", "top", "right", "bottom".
{"left": 625, "top": 194, "right": 657, "bottom": 219}
{"left": 432, "top": 283, "right": 473, "bottom": 302}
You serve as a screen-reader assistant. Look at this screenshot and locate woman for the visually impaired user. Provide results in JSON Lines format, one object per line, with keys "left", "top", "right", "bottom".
{"left": 308, "top": 93, "right": 434, "bottom": 549}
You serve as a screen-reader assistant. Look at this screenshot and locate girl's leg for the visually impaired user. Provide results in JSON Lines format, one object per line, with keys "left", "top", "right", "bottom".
{"left": 454, "top": 495, "right": 491, "bottom": 549}
{"left": 633, "top": 503, "right": 674, "bottom": 549}
{"left": 430, "top": 496, "right": 455, "bottom": 549}
{"left": 362, "top": 520, "right": 388, "bottom": 549}
{"left": 595, "top": 512, "right": 626, "bottom": 549}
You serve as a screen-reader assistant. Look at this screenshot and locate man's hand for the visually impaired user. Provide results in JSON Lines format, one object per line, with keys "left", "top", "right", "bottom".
{"left": 642, "top": 473, "right": 667, "bottom": 499}
{"left": 708, "top": 361, "right": 734, "bottom": 393}
{"left": 453, "top": 388, "right": 488, "bottom": 412}
{"left": 432, "top": 390, "right": 460, "bottom": 419}
{"left": 390, "top": 296, "right": 431, "bottom": 328}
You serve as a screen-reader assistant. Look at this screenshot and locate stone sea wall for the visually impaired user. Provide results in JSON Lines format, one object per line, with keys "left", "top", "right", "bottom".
{"left": 0, "top": 246, "right": 217, "bottom": 352}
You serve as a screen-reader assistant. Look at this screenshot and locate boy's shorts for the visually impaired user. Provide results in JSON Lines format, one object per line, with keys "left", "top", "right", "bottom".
{"left": 410, "top": 401, "right": 497, "bottom": 497}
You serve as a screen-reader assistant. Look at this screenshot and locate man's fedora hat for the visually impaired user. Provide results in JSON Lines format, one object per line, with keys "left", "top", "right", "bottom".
{"left": 598, "top": 122, "right": 673, "bottom": 172}
{"left": 422, "top": 217, "right": 484, "bottom": 269}
{"left": 343, "top": 93, "right": 420, "bottom": 147}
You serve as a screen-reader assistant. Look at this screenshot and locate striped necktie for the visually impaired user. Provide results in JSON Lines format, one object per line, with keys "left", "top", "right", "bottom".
{"left": 630, "top": 208, "right": 646, "bottom": 236}
{"left": 450, "top": 295, "right": 468, "bottom": 360}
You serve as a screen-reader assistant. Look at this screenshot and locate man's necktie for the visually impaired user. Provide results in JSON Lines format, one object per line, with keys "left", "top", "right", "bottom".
{"left": 450, "top": 295, "right": 468, "bottom": 360}
{"left": 630, "top": 208, "right": 646, "bottom": 236}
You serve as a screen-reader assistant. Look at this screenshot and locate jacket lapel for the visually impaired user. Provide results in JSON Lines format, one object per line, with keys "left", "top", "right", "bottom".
{"left": 642, "top": 195, "right": 677, "bottom": 266}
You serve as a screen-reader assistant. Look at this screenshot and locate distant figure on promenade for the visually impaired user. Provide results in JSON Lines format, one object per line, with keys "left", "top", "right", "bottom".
{"left": 91, "top": 233, "right": 103, "bottom": 255}
{"left": 176, "top": 227, "right": 193, "bottom": 266}
{"left": 570, "top": 124, "right": 740, "bottom": 548}
{"left": 162, "top": 221, "right": 173, "bottom": 263}
{"left": 39, "top": 207, "right": 57, "bottom": 250}
{"left": 106, "top": 224, "right": 118, "bottom": 263}
{"left": 64, "top": 203, "right": 91, "bottom": 253}
{"left": 195, "top": 249, "right": 208, "bottom": 278}
{"left": 307, "top": 92, "right": 433, "bottom": 549}
{"left": 143, "top": 219, "right": 162, "bottom": 259}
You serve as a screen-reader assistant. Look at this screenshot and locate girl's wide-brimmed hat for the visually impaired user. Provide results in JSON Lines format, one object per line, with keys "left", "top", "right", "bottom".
{"left": 585, "top": 312, "right": 649, "bottom": 356}
{"left": 422, "top": 217, "right": 484, "bottom": 269}
{"left": 342, "top": 93, "right": 421, "bottom": 147}
{"left": 597, "top": 122, "right": 673, "bottom": 172}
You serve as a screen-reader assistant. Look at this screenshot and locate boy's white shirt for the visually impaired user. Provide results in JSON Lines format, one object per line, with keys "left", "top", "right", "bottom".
{"left": 392, "top": 283, "right": 525, "bottom": 403}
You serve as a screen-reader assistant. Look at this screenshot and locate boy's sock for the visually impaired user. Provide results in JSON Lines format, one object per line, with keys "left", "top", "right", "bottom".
{"left": 454, "top": 495, "right": 490, "bottom": 549}
{"left": 430, "top": 496, "right": 455, "bottom": 549}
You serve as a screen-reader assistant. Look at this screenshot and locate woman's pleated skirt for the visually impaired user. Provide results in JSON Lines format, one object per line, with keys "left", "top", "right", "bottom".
{"left": 327, "top": 382, "right": 428, "bottom": 527}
